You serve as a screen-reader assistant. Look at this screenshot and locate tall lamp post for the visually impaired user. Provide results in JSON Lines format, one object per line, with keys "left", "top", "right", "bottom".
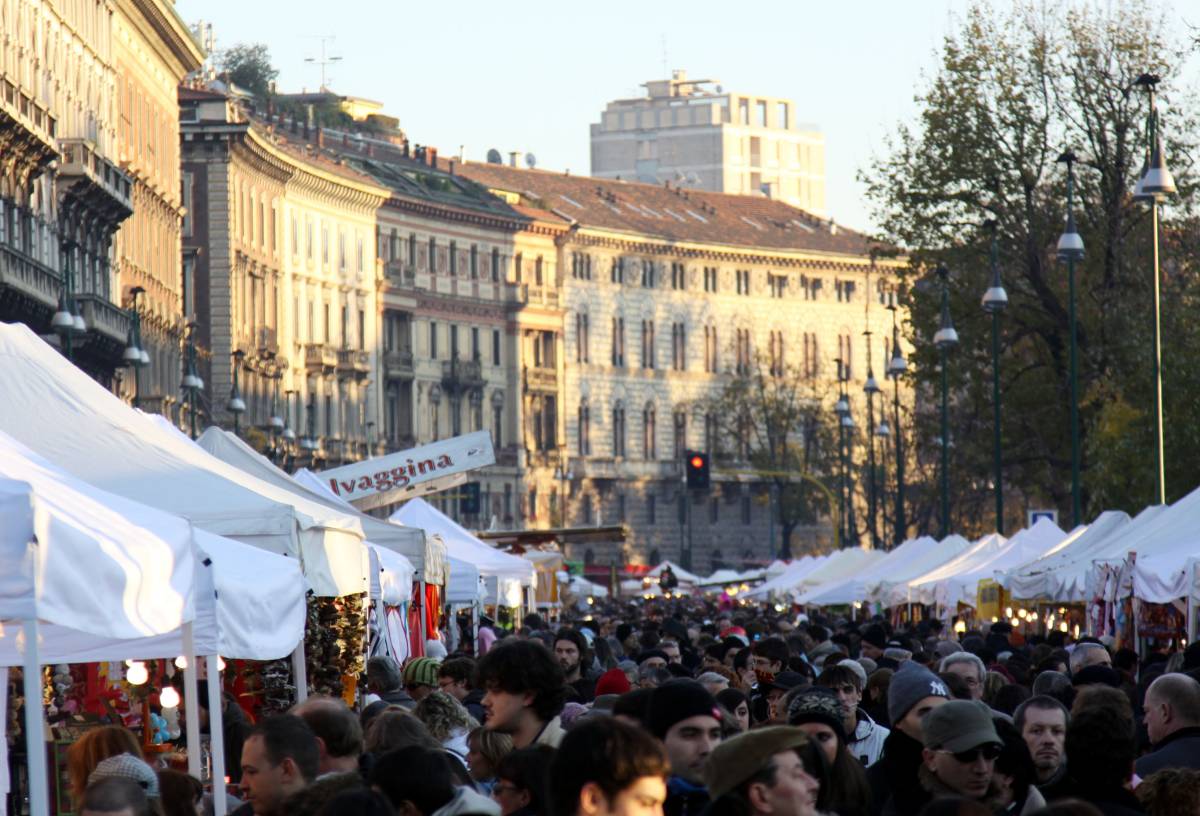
{"left": 182, "top": 323, "right": 204, "bottom": 440}
{"left": 886, "top": 295, "right": 907, "bottom": 546}
{"left": 863, "top": 337, "right": 881, "bottom": 549}
{"left": 268, "top": 364, "right": 285, "bottom": 461}
{"left": 228, "top": 349, "right": 246, "bottom": 437}
{"left": 874, "top": 374, "right": 892, "bottom": 546}
{"left": 283, "top": 389, "right": 298, "bottom": 468}
{"left": 1057, "top": 151, "right": 1085, "bottom": 524}
{"left": 123, "top": 286, "right": 149, "bottom": 406}
{"left": 834, "top": 359, "right": 850, "bottom": 546}
{"left": 981, "top": 223, "right": 1008, "bottom": 534}
{"left": 52, "top": 232, "right": 86, "bottom": 361}
{"left": 932, "top": 265, "right": 958, "bottom": 538}
{"left": 1133, "top": 73, "right": 1176, "bottom": 505}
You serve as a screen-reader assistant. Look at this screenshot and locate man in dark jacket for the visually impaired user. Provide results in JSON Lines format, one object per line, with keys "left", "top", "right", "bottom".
{"left": 173, "top": 676, "right": 255, "bottom": 784}
{"left": 649, "top": 681, "right": 724, "bottom": 816}
{"left": 1063, "top": 705, "right": 1144, "bottom": 815}
{"left": 866, "top": 662, "right": 950, "bottom": 816}
{"left": 437, "top": 657, "right": 486, "bottom": 722}
{"left": 366, "top": 656, "right": 416, "bottom": 709}
{"left": 1137, "top": 672, "right": 1200, "bottom": 777}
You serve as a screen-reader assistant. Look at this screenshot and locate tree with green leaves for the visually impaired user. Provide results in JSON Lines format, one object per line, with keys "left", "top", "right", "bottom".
{"left": 863, "top": 2, "right": 1199, "bottom": 534}
{"left": 705, "top": 351, "right": 841, "bottom": 558}
{"left": 220, "top": 43, "right": 279, "bottom": 100}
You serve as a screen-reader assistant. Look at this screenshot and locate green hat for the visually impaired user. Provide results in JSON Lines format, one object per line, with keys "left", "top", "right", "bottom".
{"left": 705, "top": 726, "right": 810, "bottom": 799}
{"left": 403, "top": 656, "right": 441, "bottom": 688}
{"left": 921, "top": 699, "right": 1001, "bottom": 752}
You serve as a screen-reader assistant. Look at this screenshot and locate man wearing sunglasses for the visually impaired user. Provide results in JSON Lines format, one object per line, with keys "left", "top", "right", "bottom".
{"left": 920, "top": 700, "right": 1003, "bottom": 805}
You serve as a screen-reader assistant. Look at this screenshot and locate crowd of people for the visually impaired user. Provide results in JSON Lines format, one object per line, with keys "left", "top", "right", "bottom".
{"left": 64, "top": 598, "right": 1200, "bottom": 816}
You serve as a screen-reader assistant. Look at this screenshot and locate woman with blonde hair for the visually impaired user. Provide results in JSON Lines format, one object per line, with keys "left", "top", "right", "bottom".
{"left": 413, "top": 690, "right": 478, "bottom": 765}
{"left": 66, "top": 725, "right": 144, "bottom": 805}
{"left": 466, "top": 726, "right": 514, "bottom": 792}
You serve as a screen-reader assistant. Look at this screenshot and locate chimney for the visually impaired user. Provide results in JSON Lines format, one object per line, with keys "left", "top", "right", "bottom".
{"left": 829, "top": 219, "right": 838, "bottom": 235}
{"left": 342, "top": 133, "right": 349, "bottom": 146}
{"left": 316, "top": 125, "right": 324, "bottom": 148}
{"left": 448, "top": 159, "right": 455, "bottom": 175}
{"left": 429, "top": 147, "right": 437, "bottom": 167}
{"left": 508, "top": 151, "right": 518, "bottom": 167}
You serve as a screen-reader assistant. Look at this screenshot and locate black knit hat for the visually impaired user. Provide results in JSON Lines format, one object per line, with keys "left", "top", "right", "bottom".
{"left": 648, "top": 680, "right": 723, "bottom": 738}
{"left": 786, "top": 687, "right": 847, "bottom": 745}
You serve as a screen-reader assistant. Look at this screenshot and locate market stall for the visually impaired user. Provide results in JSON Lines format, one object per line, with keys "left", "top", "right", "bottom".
{"left": 797, "top": 536, "right": 948, "bottom": 607}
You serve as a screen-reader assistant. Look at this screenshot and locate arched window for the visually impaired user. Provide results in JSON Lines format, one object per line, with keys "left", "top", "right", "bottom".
{"left": 643, "top": 402, "right": 657, "bottom": 460}
{"left": 578, "top": 398, "right": 591, "bottom": 455}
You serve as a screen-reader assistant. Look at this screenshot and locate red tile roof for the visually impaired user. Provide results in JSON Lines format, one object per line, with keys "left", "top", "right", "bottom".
{"left": 455, "top": 162, "right": 876, "bottom": 257}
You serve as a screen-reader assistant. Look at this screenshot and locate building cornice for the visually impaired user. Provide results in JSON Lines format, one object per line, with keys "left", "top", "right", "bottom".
{"left": 112, "top": 0, "right": 204, "bottom": 77}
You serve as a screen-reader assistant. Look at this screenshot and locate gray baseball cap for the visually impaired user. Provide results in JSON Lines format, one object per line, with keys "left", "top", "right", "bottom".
{"left": 922, "top": 700, "right": 1001, "bottom": 752}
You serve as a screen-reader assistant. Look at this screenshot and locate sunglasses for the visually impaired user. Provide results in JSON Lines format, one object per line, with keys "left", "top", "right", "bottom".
{"left": 937, "top": 743, "right": 1002, "bottom": 763}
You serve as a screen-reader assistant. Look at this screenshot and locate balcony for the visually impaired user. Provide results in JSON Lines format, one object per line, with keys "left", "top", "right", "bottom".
{"left": 337, "top": 348, "right": 371, "bottom": 379}
{"left": 524, "top": 365, "right": 557, "bottom": 393}
{"left": 383, "top": 348, "right": 414, "bottom": 380}
{"left": 57, "top": 138, "right": 134, "bottom": 227}
{"left": 384, "top": 259, "right": 415, "bottom": 285}
{"left": 0, "top": 78, "right": 57, "bottom": 184}
{"left": 76, "top": 293, "right": 131, "bottom": 348}
{"left": 304, "top": 343, "right": 336, "bottom": 373}
{"left": 441, "top": 356, "right": 484, "bottom": 391}
{"left": 519, "top": 284, "right": 560, "bottom": 308}
{"left": 255, "top": 326, "right": 278, "bottom": 356}
{"left": 0, "top": 243, "right": 60, "bottom": 324}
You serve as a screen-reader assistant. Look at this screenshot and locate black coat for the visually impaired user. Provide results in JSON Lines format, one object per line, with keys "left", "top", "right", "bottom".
{"left": 866, "top": 728, "right": 930, "bottom": 816}
{"left": 1134, "top": 725, "right": 1200, "bottom": 777}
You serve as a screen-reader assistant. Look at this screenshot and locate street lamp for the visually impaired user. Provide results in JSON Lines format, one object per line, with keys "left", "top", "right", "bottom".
{"left": 1057, "top": 151, "right": 1085, "bottom": 525}
{"left": 228, "top": 349, "right": 246, "bottom": 436}
{"left": 124, "top": 287, "right": 148, "bottom": 406}
{"left": 182, "top": 323, "right": 204, "bottom": 440}
{"left": 1134, "top": 73, "right": 1176, "bottom": 505}
{"left": 981, "top": 222, "right": 1008, "bottom": 534}
{"left": 932, "top": 265, "right": 958, "bottom": 538}
{"left": 863, "top": 333, "right": 882, "bottom": 549}
{"left": 301, "top": 390, "right": 318, "bottom": 454}
{"left": 886, "top": 294, "right": 907, "bottom": 547}
{"left": 834, "top": 359, "right": 856, "bottom": 546}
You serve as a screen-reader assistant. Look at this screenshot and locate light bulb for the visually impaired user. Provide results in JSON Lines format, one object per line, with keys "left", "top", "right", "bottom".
{"left": 217, "top": 656, "right": 227, "bottom": 671}
{"left": 174, "top": 656, "right": 188, "bottom": 670}
{"left": 126, "top": 662, "right": 149, "bottom": 685}
{"left": 159, "top": 686, "right": 180, "bottom": 709}
{"left": 1059, "top": 622, "right": 1069, "bottom": 633}
{"left": 1010, "top": 618, "right": 1020, "bottom": 628}
{"left": 124, "top": 659, "right": 136, "bottom": 667}
{"left": 1005, "top": 607, "right": 1013, "bottom": 619}
{"left": 953, "top": 621, "right": 967, "bottom": 634}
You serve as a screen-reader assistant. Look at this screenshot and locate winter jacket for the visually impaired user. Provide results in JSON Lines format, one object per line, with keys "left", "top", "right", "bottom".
{"left": 432, "top": 786, "right": 502, "bottom": 816}
{"left": 849, "top": 709, "right": 890, "bottom": 768}
{"left": 866, "top": 728, "right": 929, "bottom": 816}
{"left": 532, "top": 715, "right": 565, "bottom": 748}
{"left": 1134, "top": 725, "right": 1200, "bottom": 777}
{"left": 462, "top": 688, "right": 486, "bottom": 723}
{"left": 664, "top": 776, "right": 710, "bottom": 816}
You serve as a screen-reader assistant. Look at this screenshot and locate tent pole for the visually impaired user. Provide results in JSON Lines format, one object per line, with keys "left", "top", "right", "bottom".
{"left": 471, "top": 603, "right": 480, "bottom": 657}
{"left": 22, "top": 619, "right": 48, "bottom": 816}
{"left": 206, "top": 656, "right": 227, "bottom": 816}
{"left": 181, "top": 622, "right": 202, "bottom": 780}
{"left": 291, "top": 645, "right": 309, "bottom": 703}
{"left": 419, "top": 583, "right": 429, "bottom": 654}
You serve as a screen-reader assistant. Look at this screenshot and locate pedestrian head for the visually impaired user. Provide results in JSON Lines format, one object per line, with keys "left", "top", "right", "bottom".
{"left": 437, "top": 657, "right": 476, "bottom": 701}
{"left": 292, "top": 696, "right": 364, "bottom": 775}
{"left": 920, "top": 700, "right": 1002, "bottom": 800}
{"left": 466, "top": 726, "right": 514, "bottom": 783}
{"left": 79, "top": 777, "right": 152, "bottom": 816}
{"left": 1135, "top": 767, "right": 1200, "bottom": 816}
{"left": 157, "top": 770, "right": 203, "bottom": 816}
{"left": 1064, "top": 704, "right": 1136, "bottom": 794}
{"left": 1013, "top": 696, "right": 1069, "bottom": 784}
{"left": 548, "top": 717, "right": 669, "bottom": 816}
{"left": 493, "top": 746, "right": 555, "bottom": 816}
{"left": 68, "top": 725, "right": 144, "bottom": 805}
{"left": 402, "top": 657, "right": 442, "bottom": 703}
{"left": 555, "top": 628, "right": 590, "bottom": 677}
{"left": 704, "top": 726, "right": 819, "bottom": 816}
{"left": 1068, "top": 643, "right": 1111, "bottom": 675}
{"left": 367, "top": 656, "right": 404, "bottom": 695}
{"left": 816, "top": 664, "right": 864, "bottom": 736}
{"left": 648, "top": 680, "right": 723, "bottom": 786}
{"left": 370, "top": 746, "right": 456, "bottom": 816}
{"left": 888, "top": 662, "right": 951, "bottom": 741}
{"left": 364, "top": 709, "right": 441, "bottom": 757}
{"left": 785, "top": 687, "right": 846, "bottom": 766}
{"left": 1143, "top": 672, "right": 1200, "bottom": 746}
{"left": 938, "top": 652, "right": 986, "bottom": 700}
{"left": 239, "top": 715, "right": 320, "bottom": 816}
{"left": 413, "top": 690, "right": 476, "bottom": 743}
{"left": 476, "top": 639, "right": 567, "bottom": 740}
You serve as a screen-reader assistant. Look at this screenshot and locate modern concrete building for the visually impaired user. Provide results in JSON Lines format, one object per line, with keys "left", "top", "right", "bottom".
{"left": 591, "top": 70, "right": 826, "bottom": 215}
{"left": 458, "top": 161, "right": 904, "bottom": 571}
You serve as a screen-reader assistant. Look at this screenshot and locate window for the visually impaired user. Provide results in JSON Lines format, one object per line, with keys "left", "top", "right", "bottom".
{"left": 703, "top": 266, "right": 719, "bottom": 293}
{"left": 491, "top": 248, "right": 500, "bottom": 282}
{"left": 429, "top": 237, "right": 437, "bottom": 274}
{"left": 338, "top": 230, "right": 347, "bottom": 269}
{"left": 836, "top": 280, "right": 857, "bottom": 302}
{"left": 450, "top": 325, "right": 460, "bottom": 359}
{"left": 704, "top": 412, "right": 718, "bottom": 455}
{"left": 641, "top": 320, "right": 655, "bottom": 369}
{"left": 582, "top": 496, "right": 593, "bottom": 526}
{"left": 736, "top": 269, "right": 751, "bottom": 295}
{"left": 514, "top": 252, "right": 522, "bottom": 282}
{"left": 358, "top": 310, "right": 366, "bottom": 350}
{"left": 777, "top": 101, "right": 789, "bottom": 130}
{"left": 535, "top": 255, "right": 544, "bottom": 285}
{"left": 470, "top": 245, "right": 478, "bottom": 279}
{"left": 357, "top": 237, "right": 364, "bottom": 273}
{"left": 756, "top": 100, "right": 768, "bottom": 127}
{"left": 647, "top": 495, "right": 657, "bottom": 526}
{"left": 838, "top": 333, "right": 854, "bottom": 380}
{"left": 877, "top": 279, "right": 888, "bottom": 305}
{"left": 736, "top": 329, "right": 752, "bottom": 375}
{"left": 673, "top": 410, "right": 687, "bottom": 457}
{"left": 493, "top": 405, "right": 503, "bottom": 447}
{"left": 430, "top": 322, "right": 438, "bottom": 359}
{"left": 492, "top": 329, "right": 501, "bottom": 365}
{"left": 578, "top": 401, "right": 591, "bottom": 455}
{"left": 704, "top": 325, "right": 719, "bottom": 373}
{"left": 803, "top": 333, "right": 819, "bottom": 379}
{"left": 611, "top": 257, "right": 624, "bottom": 284}
{"left": 611, "top": 317, "right": 625, "bottom": 367}
{"left": 641, "top": 259, "right": 655, "bottom": 288}
{"left": 449, "top": 241, "right": 457, "bottom": 276}
{"left": 769, "top": 273, "right": 788, "bottom": 298}
{"left": 643, "top": 404, "right": 657, "bottom": 459}
{"left": 742, "top": 492, "right": 752, "bottom": 525}
{"left": 528, "top": 489, "right": 538, "bottom": 521}
{"left": 321, "top": 225, "right": 329, "bottom": 263}
{"left": 612, "top": 405, "right": 626, "bottom": 458}
{"left": 576, "top": 312, "right": 590, "bottom": 363}
{"left": 471, "top": 327, "right": 480, "bottom": 360}
{"left": 803, "top": 276, "right": 824, "bottom": 300}
{"left": 325, "top": 395, "right": 333, "bottom": 438}
{"left": 678, "top": 494, "right": 687, "bottom": 525}
{"left": 671, "top": 262, "right": 686, "bottom": 290}
{"left": 671, "top": 323, "right": 686, "bottom": 371}
{"left": 739, "top": 99, "right": 749, "bottom": 125}
{"left": 769, "top": 330, "right": 785, "bottom": 377}
{"left": 409, "top": 233, "right": 417, "bottom": 266}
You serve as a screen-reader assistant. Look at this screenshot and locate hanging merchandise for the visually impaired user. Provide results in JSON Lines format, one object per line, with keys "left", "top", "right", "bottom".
{"left": 304, "top": 594, "right": 368, "bottom": 702}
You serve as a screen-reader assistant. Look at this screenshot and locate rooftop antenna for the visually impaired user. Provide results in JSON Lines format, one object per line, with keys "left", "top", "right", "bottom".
{"left": 304, "top": 35, "right": 342, "bottom": 92}
{"left": 661, "top": 34, "right": 668, "bottom": 78}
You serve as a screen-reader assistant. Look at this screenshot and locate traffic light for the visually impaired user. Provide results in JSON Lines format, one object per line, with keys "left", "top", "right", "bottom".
{"left": 684, "top": 450, "right": 710, "bottom": 490}
{"left": 459, "top": 481, "right": 481, "bottom": 515}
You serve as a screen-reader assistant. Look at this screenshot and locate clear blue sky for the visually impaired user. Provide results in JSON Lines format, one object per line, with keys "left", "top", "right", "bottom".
{"left": 173, "top": 0, "right": 1187, "bottom": 233}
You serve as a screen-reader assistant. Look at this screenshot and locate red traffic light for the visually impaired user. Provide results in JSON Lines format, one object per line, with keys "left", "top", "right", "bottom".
{"left": 689, "top": 455, "right": 704, "bottom": 470}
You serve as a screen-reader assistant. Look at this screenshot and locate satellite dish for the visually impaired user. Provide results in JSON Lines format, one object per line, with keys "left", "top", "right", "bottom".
{"left": 525, "top": 152, "right": 537, "bottom": 169}
{"left": 486, "top": 148, "right": 502, "bottom": 164}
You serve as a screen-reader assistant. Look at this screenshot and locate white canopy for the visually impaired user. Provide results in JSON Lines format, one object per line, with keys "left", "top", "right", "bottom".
{"left": 911, "top": 520, "right": 1067, "bottom": 607}
{"left": 786, "top": 549, "right": 887, "bottom": 602}
{"left": 391, "top": 498, "right": 535, "bottom": 604}
{"left": 799, "top": 536, "right": 950, "bottom": 606}
{"left": 446, "top": 555, "right": 484, "bottom": 605}
{"left": 369, "top": 544, "right": 416, "bottom": 606}
{"left": 699, "top": 567, "right": 768, "bottom": 587}
{"left": 0, "top": 323, "right": 367, "bottom": 597}
{"left": 198, "top": 429, "right": 441, "bottom": 584}
{"left": 648, "top": 560, "right": 703, "bottom": 585}
{"left": 1087, "top": 488, "right": 1200, "bottom": 604}
{"left": 743, "top": 555, "right": 827, "bottom": 600}
{"left": 873, "top": 535, "right": 973, "bottom": 607}
{"left": 1002, "top": 509, "right": 1149, "bottom": 602}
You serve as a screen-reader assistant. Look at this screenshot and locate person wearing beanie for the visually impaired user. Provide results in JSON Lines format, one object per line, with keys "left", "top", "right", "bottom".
{"left": 860, "top": 624, "right": 888, "bottom": 661}
{"left": 715, "top": 688, "right": 750, "bottom": 732}
{"left": 702, "top": 727, "right": 819, "bottom": 816}
{"left": 818, "top": 663, "right": 890, "bottom": 768}
{"left": 403, "top": 657, "right": 443, "bottom": 703}
{"left": 787, "top": 688, "right": 874, "bottom": 816}
{"left": 594, "top": 667, "right": 632, "bottom": 698}
{"left": 865, "top": 662, "right": 950, "bottom": 816}
{"left": 649, "top": 681, "right": 724, "bottom": 816}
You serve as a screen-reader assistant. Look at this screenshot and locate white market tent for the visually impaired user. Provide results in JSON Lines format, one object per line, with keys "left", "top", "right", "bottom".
{"left": 199, "top": 428, "right": 441, "bottom": 585}
{"left": 648, "top": 560, "right": 703, "bottom": 586}
{"left": 798, "top": 536, "right": 947, "bottom": 606}
{"left": 0, "top": 323, "right": 368, "bottom": 598}
{"left": 786, "top": 548, "right": 887, "bottom": 602}
{"left": 698, "top": 567, "right": 769, "bottom": 587}
{"left": 1003, "top": 509, "right": 1155, "bottom": 602}
{"left": 391, "top": 498, "right": 535, "bottom": 607}
{"left": 910, "top": 519, "right": 1067, "bottom": 608}
{"left": 743, "top": 555, "right": 827, "bottom": 600}
{"left": 873, "top": 535, "right": 973, "bottom": 607}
